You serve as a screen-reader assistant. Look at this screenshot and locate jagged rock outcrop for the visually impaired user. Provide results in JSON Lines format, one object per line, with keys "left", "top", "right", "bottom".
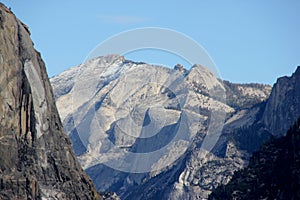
{"left": 51, "top": 53, "right": 272, "bottom": 199}
{"left": 263, "top": 66, "right": 300, "bottom": 136}
{"left": 0, "top": 3, "right": 103, "bottom": 199}
{"left": 174, "top": 64, "right": 187, "bottom": 73}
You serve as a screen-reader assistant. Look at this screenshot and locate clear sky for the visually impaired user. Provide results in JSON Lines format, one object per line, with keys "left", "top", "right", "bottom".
{"left": 2, "top": 0, "right": 300, "bottom": 84}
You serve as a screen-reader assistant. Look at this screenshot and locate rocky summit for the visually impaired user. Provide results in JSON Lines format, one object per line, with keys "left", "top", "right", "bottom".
{"left": 51, "top": 54, "right": 273, "bottom": 199}
{"left": 0, "top": 3, "right": 105, "bottom": 199}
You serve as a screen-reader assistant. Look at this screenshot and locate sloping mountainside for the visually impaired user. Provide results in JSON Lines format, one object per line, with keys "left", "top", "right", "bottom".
{"left": 0, "top": 3, "right": 106, "bottom": 199}
{"left": 209, "top": 117, "right": 300, "bottom": 200}
{"left": 223, "top": 81, "right": 271, "bottom": 111}
{"left": 51, "top": 54, "right": 272, "bottom": 199}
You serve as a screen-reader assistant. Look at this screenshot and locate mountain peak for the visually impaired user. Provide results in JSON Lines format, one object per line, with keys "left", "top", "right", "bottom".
{"left": 101, "top": 54, "right": 125, "bottom": 62}
{"left": 51, "top": 51, "right": 278, "bottom": 199}
{"left": 294, "top": 66, "right": 300, "bottom": 77}
{"left": 88, "top": 54, "right": 125, "bottom": 65}
{"left": 191, "top": 64, "right": 215, "bottom": 76}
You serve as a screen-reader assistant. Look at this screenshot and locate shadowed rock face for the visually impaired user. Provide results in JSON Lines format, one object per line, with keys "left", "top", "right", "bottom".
{"left": 0, "top": 3, "right": 102, "bottom": 199}
{"left": 263, "top": 66, "right": 300, "bottom": 136}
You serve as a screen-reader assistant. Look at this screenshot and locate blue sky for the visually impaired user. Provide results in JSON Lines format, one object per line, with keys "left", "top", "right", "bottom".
{"left": 2, "top": 0, "right": 300, "bottom": 84}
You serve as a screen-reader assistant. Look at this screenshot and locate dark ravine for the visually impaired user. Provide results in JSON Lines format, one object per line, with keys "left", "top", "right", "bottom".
{"left": 0, "top": 3, "right": 109, "bottom": 199}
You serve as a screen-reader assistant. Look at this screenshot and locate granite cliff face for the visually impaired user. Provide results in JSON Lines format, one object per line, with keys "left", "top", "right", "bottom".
{"left": 263, "top": 66, "right": 300, "bottom": 136}
{"left": 208, "top": 67, "right": 300, "bottom": 199}
{"left": 51, "top": 54, "right": 272, "bottom": 199}
{"left": 0, "top": 3, "right": 102, "bottom": 199}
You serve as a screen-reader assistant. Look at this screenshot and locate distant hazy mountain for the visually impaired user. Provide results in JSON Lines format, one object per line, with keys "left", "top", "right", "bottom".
{"left": 0, "top": 3, "right": 103, "bottom": 199}
{"left": 51, "top": 54, "right": 273, "bottom": 199}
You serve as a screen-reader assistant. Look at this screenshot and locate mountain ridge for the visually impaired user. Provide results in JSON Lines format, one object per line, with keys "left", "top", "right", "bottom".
{"left": 51, "top": 54, "right": 272, "bottom": 199}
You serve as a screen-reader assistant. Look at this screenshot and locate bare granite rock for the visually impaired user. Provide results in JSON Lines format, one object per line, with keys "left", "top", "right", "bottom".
{"left": 0, "top": 3, "right": 102, "bottom": 199}
{"left": 263, "top": 66, "right": 300, "bottom": 136}
{"left": 51, "top": 53, "right": 271, "bottom": 199}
